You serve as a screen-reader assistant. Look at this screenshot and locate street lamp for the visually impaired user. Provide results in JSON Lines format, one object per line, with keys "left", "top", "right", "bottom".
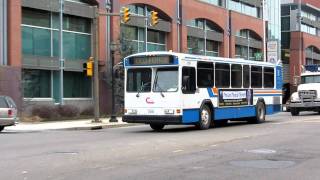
{"left": 109, "top": 42, "right": 121, "bottom": 122}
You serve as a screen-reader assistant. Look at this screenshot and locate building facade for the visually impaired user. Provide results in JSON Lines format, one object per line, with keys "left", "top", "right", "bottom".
{"left": 1, "top": 0, "right": 282, "bottom": 116}
{"left": 281, "top": 0, "right": 320, "bottom": 95}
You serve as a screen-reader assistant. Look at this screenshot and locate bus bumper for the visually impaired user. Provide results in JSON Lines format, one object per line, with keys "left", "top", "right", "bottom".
{"left": 122, "top": 115, "right": 182, "bottom": 125}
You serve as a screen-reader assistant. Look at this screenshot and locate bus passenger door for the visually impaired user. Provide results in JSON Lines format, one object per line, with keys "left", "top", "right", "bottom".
{"left": 181, "top": 67, "right": 199, "bottom": 123}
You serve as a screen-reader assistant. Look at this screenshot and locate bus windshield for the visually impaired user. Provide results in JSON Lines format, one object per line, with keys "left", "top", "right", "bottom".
{"left": 153, "top": 67, "right": 179, "bottom": 92}
{"left": 127, "top": 68, "right": 152, "bottom": 92}
{"left": 301, "top": 75, "right": 320, "bottom": 84}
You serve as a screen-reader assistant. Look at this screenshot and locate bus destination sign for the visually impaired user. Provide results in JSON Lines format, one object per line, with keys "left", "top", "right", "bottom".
{"left": 129, "top": 56, "right": 174, "bottom": 65}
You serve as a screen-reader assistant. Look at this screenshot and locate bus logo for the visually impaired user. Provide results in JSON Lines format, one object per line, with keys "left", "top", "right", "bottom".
{"left": 146, "top": 97, "right": 155, "bottom": 104}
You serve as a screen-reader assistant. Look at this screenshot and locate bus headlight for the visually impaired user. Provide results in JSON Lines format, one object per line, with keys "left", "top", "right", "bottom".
{"left": 127, "top": 109, "right": 138, "bottom": 115}
{"left": 164, "top": 109, "right": 174, "bottom": 115}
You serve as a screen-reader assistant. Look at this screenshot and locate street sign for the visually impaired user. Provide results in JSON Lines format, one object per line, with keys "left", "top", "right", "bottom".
{"left": 267, "top": 40, "right": 279, "bottom": 64}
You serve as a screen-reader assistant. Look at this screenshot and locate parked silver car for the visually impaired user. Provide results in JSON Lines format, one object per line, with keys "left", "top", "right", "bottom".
{"left": 0, "top": 96, "right": 18, "bottom": 132}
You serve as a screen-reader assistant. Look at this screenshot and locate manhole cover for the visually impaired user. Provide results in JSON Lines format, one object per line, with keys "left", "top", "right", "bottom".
{"left": 247, "top": 149, "right": 276, "bottom": 154}
{"left": 230, "top": 160, "right": 295, "bottom": 169}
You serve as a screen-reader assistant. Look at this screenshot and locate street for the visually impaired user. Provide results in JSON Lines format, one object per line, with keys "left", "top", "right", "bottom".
{"left": 1, "top": 112, "right": 320, "bottom": 180}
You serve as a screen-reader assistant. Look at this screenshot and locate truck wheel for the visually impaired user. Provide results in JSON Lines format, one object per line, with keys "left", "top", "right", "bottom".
{"left": 196, "top": 105, "right": 211, "bottom": 130}
{"left": 291, "top": 108, "right": 300, "bottom": 116}
{"left": 0, "top": 126, "right": 4, "bottom": 132}
{"left": 249, "top": 101, "right": 266, "bottom": 124}
{"left": 150, "top": 124, "right": 165, "bottom": 131}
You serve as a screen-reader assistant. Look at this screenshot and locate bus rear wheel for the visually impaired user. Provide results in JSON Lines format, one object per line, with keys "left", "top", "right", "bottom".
{"left": 150, "top": 124, "right": 165, "bottom": 131}
{"left": 196, "top": 105, "right": 211, "bottom": 130}
{"left": 249, "top": 101, "right": 266, "bottom": 124}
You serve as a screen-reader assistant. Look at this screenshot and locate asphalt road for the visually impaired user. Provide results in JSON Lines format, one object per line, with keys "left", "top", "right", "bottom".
{"left": 1, "top": 112, "right": 320, "bottom": 180}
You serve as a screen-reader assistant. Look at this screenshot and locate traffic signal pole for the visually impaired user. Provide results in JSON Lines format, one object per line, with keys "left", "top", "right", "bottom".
{"left": 93, "top": 15, "right": 101, "bottom": 123}
{"left": 96, "top": 8, "right": 158, "bottom": 122}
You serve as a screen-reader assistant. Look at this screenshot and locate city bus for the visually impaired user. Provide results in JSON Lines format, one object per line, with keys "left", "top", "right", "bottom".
{"left": 122, "top": 51, "right": 283, "bottom": 131}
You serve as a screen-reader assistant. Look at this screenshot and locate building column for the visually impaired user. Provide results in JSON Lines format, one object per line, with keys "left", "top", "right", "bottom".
{"left": 8, "top": 0, "right": 21, "bottom": 67}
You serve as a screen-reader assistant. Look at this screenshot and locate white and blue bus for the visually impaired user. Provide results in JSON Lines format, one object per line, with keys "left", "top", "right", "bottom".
{"left": 123, "top": 51, "right": 282, "bottom": 130}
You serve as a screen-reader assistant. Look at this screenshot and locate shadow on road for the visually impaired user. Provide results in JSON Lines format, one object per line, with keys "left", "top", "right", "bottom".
{"left": 129, "top": 120, "right": 267, "bottom": 133}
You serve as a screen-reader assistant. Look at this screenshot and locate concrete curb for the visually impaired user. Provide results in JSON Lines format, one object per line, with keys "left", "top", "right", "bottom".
{"left": 59, "top": 123, "right": 139, "bottom": 131}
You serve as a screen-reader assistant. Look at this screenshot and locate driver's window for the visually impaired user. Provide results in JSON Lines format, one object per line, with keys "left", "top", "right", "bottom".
{"left": 182, "top": 67, "right": 196, "bottom": 94}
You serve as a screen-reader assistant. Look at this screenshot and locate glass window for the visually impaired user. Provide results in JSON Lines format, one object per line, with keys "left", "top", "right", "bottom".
{"left": 121, "top": 25, "right": 138, "bottom": 40}
{"left": 215, "top": 63, "right": 230, "bottom": 88}
{"left": 281, "top": 17, "right": 290, "bottom": 31}
{"left": 154, "top": 68, "right": 179, "bottom": 92}
{"left": 187, "top": 36, "right": 205, "bottom": 55}
{"left": 301, "top": 75, "right": 320, "bottom": 84}
{"left": 23, "top": 69, "right": 51, "bottom": 98}
{"left": 251, "top": 66, "right": 262, "bottom": 88}
{"left": 127, "top": 68, "right": 152, "bottom": 92}
{"left": 281, "top": 6, "right": 290, "bottom": 16}
{"left": 5, "top": 97, "right": 16, "bottom": 108}
{"left": 264, "top": 67, "right": 274, "bottom": 88}
{"left": 22, "top": 26, "right": 51, "bottom": 56}
{"left": 231, "top": 64, "right": 242, "bottom": 88}
{"left": 63, "top": 15, "right": 91, "bottom": 33}
{"left": 53, "top": 31, "right": 91, "bottom": 60}
{"left": 22, "top": 8, "right": 50, "bottom": 27}
{"left": 197, "top": 62, "right": 214, "bottom": 87}
{"left": 147, "top": 30, "right": 165, "bottom": 44}
{"left": 243, "top": 65, "right": 250, "bottom": 88}
{"left": 199, "top": 0, "right": 223, "bottom": 6}
{"left": 0, "top": 97, "right": 8, "bottom": 108}
{"left": 182, "top": 67, "right": 196, "bottom": 94}
{"left": 229, "top": 0, "right": 260, "bottom": 18}
{"left": 63, "top": 71, "right": 92, "bottom": 98}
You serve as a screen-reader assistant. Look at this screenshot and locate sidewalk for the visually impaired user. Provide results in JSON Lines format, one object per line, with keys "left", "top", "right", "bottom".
{"left": 5, "top": 117, "right": 133, "bottom": 132}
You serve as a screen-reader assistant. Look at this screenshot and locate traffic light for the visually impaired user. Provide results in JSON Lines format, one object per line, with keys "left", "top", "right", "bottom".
{"left": 121, "top": 7, "right": 131, "bottom": 23}
{"left": 83, "top": 57, "right": 94, "bottom": 77}
{"left": 150, "top": 11, "right": 159, "bottom": 26}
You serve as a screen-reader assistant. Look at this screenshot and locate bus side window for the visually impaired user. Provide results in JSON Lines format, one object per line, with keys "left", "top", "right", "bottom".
{"left": 197, "top": 62, "right": 214, "bottom": 87}
{"left": 182, "top": 67, "right": 196, "bottom": 94}
{"left": 251, "top": 66, "right": 262, "bottom": 88}
{"left": 231, "top": 64, "right": 242, "bottom": 88}
{"left": 264, "top": 67, "right": 275, "bottom": 88}
{"left": 215, "top": 63, "right": 230, "bottom": 88}
{"left": 243, "top": 65, "right": 250, "bottom": 88}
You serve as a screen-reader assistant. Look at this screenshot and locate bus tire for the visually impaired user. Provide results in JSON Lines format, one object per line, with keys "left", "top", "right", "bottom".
{"left": 249, "top": 101, "right": 266, "bottom": 124}
{"left": 196, "top": 105, "right": 211, "bottom": 130}
{"left": 150, "top": 124, "right": 165, "bottom": 131}
{"left": 291, "top": 108, "right": 300, "bottom": 116}
{"left": 0, "top": 126, "right": 4, "bottom": 132}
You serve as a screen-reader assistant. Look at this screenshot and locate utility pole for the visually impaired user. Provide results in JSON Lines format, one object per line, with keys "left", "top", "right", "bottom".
{"left": 262, "top": 0, "right": 266, "bottom": 62}
{"left": 59, "top": 0, "right": 64, "bottom": 105}
{"left": 93, "top": 10, "right": 101, "bottom": 123}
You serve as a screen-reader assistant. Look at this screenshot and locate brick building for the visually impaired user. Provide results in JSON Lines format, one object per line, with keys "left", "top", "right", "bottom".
{"left": 281, "top": 0, "right": 320, "bottom": 97}
{"left": 0, "top": 0, "right": 281, "bottom": 115}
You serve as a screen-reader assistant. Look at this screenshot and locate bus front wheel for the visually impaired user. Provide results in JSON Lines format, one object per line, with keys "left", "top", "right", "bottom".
{"left": 196, "top": 105, "right": 211, "bottom": 130}
{"left": 150, "top": 124, "right": 165, "bottom": 131}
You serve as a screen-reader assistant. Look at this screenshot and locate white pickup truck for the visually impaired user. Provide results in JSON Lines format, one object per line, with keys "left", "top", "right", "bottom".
{"left": 290, "top": 65, "right": 320, "bottom": 116}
